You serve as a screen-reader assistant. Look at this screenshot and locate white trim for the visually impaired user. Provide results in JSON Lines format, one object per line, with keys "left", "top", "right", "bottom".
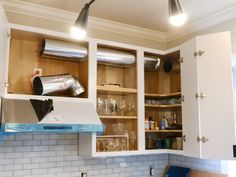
{"left": 3, "top": 0, "right": 236, "bottom": 43}
{"left": 166, "top": 4, "right": 236, "bottom": 41}
{"left": 2, "top": 0, "right": 166, "bottom": 42}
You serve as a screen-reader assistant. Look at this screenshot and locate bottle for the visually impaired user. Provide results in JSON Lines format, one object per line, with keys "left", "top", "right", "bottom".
{"left": 160, "top": 116, "right": 165, "bottom": 130}
{"left": 145, "top": 118, "right": 149, "bottom": 130}
{"left": 163, "top": 117, "right": 168, "bottom": 129}
{"left": 173, "top": 113, "right": 177, "bottom": 124}
{"left": 148, "top": 116, "right": 154, "bottom": 130}
{"left": 146, "top": 134, "right": 153, "bottom": 149}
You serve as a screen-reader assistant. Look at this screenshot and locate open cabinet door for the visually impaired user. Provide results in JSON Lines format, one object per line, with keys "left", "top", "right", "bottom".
{"left": 196, "top": 32, "right": 236, "bottom": 159}
{"left": 180, "top": 38, "right": 201, "bottom": 158}
{"left": 0, "top": 4, "right": 8, "bottom": 96}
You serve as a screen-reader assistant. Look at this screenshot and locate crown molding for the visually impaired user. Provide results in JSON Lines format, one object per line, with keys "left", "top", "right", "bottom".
{"left": 2, "top": 0, "right": 236, "bottom": 43}
{"left": 1, "top": 0, "right": 166, "bottom": 42}
{"left": 166, "top": 4, "right": 236, "bottom": 41}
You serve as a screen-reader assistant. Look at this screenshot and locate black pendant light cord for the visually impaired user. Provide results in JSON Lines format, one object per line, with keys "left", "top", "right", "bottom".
{"left": 88, "top": 0, "right": 96, "bottom": 6}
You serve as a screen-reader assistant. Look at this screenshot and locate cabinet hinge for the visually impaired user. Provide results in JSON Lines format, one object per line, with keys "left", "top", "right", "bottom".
{"left": 178, "top": 57, "right": 183, "bottom": 63}
{"left": 233, "top": 145, "right": 236, "bottom": 158}
{"left": 196, "top": 92, "right": 207, "bottom": 99}
{"left": 182, "top": 135, "right": 186, "bottom": 142}
{"left": 197, "top": 136, "right": 209, "bottom": 143}
{"left": 194, "top": 50, "right": 205, "bottom": 57}
{"left": 4, "top": 82, "right": 9, "bottom": 88}
{"left": 180, "top": 95, "right": 184, "bottom": 102}
{"left": 7, "top": 31, "right": 11, "bottom": 39}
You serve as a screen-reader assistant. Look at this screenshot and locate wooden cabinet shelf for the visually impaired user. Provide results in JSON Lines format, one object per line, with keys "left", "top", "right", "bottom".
{"left": 145, "top": 104, "right": 181, "bottom": 108}
{"left": 145, "top": 92, "right": 181, "bottom": 98}
{"left": 97, "top": 135, "right": 128, "bottom": 138}
{"left": 145, "top": 130, "right": 182, "bottom": 133}
{"left": 97, "top": 85, "right": 137, "bottom": 95}
{"left": 99, "top": 116, "right": 137, "bottom": 120}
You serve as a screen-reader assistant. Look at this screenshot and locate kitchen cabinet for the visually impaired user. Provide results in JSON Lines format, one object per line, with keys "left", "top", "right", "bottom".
{"left": 79, "top": 41, "right": 143, "bottom": 157}
{"left": 0, "top": 5, "right": 235, "bottom": 159}
{"left": 0, "top": 5, "right": 102, "bottom": 133}
{"left": 144, "top": 50, "right": 183, "bottom": 151}
{"left": 180, "top": 32, "right": 236, "bottom": 160}
{"left": 96, "top": 44, "right": 138, "bottom": 153}
{"left": 0, "top": 5, "right": 8, "bottom": 97}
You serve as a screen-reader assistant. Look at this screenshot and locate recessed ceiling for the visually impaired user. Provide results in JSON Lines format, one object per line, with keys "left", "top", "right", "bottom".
{"left": 19, "top": 0, "right": 236, "bottom": 32}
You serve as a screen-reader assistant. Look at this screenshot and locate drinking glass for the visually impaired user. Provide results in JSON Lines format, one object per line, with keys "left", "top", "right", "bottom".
{"left": 97, "top": 97, "right": 104, "bottom": 114}
{"left": 118, "top": 99, "right": 126, "bottom": 116}
{"left": 110, "top": 98, "right": 118, "bottom": 116}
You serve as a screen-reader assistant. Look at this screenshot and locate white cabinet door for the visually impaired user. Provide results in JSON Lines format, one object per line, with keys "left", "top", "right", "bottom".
{"left": 196, "top": 32, "right": 236, "bottom": 159}
{"left": 181, "top": 32, "right": 236, "bottom": 160}
{"left": 0, "top": 5, "right": 8, "bottom": 96}
{"left": 180, "top": 38, "right": 201, "bottom": 158}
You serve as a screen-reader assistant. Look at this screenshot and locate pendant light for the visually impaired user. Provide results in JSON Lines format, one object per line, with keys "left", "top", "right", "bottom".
{"left": 70, "top": 0, "right": 96, "bottom": 39}
{"left": 169, "top": 0, "right": 187, "bottom": 26}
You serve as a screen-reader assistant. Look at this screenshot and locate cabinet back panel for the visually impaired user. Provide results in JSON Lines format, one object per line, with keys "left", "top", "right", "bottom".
{"left": 97, "top": 93, "right": 137, "bottom": 117}
{"left": 8, "top": 33, "right": 88, "bottom": 98}
{"left": 97, "top": 64, "right": 136, "bottom": 89}
{"left": 170, "top": 73, "right": 181, "bottom": 93}
{"left": 99, "top": 119, "right": 138, "bottom": 151}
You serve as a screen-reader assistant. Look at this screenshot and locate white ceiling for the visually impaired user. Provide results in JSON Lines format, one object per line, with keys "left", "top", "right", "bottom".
{"left": 18, "top": 0, "right": 236, "bottom": 32}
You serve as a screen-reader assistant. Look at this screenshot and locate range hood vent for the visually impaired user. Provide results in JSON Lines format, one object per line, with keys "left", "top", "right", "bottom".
{"left": 40, "top": 39, "right": 160, "bottom": 69}
{"left": 0, "top": 98, "right": 103, "bottom": 133}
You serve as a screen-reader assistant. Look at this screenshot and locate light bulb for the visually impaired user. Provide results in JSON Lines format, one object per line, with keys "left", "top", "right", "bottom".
{"left": 169, "top": 13, "right": 187, "bottom": 26}
{"left": 70, "top": 26, "right": 87, "bottom": 40}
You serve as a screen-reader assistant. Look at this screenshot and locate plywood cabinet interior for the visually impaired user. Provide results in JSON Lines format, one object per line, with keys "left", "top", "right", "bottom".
{"left": 144, "top": 50, "right": 183, "bottom": 151}
{"left": 7, "top": 29, "right": 88, "bottom": 98}
{"left": 96, "top": 45, "right": 138, "bottom": 152}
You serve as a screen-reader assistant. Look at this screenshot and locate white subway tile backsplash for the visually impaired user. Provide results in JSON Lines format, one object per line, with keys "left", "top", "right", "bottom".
{"left": 31, "top": 168, "right": 47, "bottom": 175}
{"left": 32, "top": 157, "right": 49, "bottom": 163}
{"left": 48, "top": 167, "right": 63, "bottom": 173}
{"left": 14, "top": 157, "right": 31, "bottom": 164}
{"left": 0, "top": 134, "right": 222, "bottom": 177}
{"left": 13, "top": 169, "right": 31, "bottom": 176}
{"left": 40, "top": 162, "right": 56, "bottom": 168}
{"left": 0, "top": 171, "right": 13, "bottom": 177}
{"left": 23, "top": 163, "right": 40, "bottom": 170}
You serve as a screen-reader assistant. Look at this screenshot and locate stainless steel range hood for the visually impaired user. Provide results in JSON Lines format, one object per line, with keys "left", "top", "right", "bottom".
{"left": 0, "top": 98, "right": 103, "bottom": 133}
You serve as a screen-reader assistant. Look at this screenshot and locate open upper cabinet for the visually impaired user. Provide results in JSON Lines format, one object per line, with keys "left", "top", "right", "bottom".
{"left": 0, "top": 4, "right": 235, "bottom": 159}
{"left": 144, "top": 50, "right": 183, "bottom": 151}
{"left": 0, "top": 5, "right": 102, "bottom": 133}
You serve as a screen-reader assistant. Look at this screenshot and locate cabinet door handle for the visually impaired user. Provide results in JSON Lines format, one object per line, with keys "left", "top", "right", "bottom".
{"left": 196, "top": 92, "right": 207, "bottom": 99}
